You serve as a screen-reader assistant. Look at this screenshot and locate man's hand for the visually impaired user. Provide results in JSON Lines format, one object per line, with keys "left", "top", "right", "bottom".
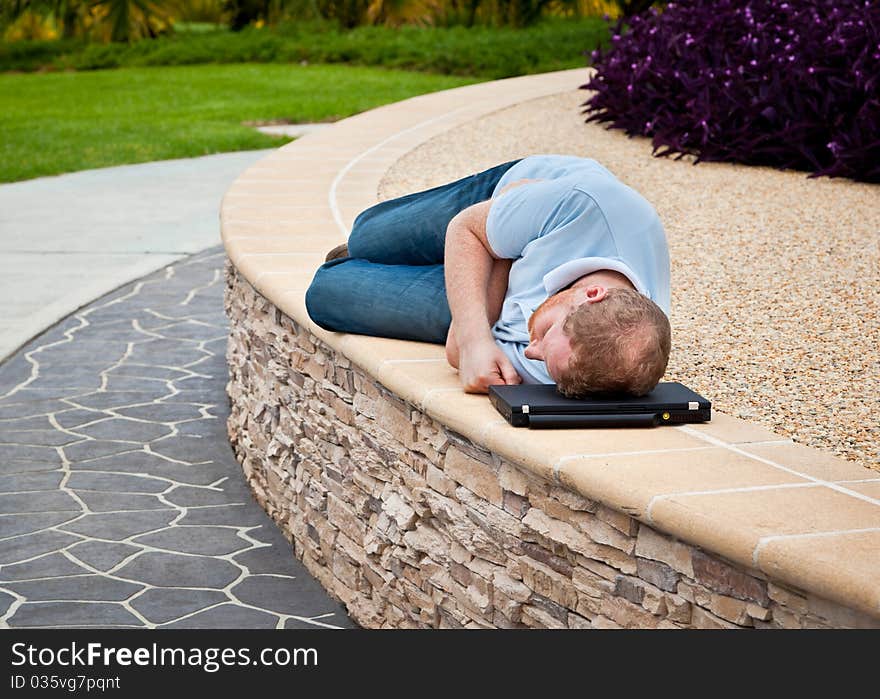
{"left": 456, "top": 336, "right": 521, "bottom": 393}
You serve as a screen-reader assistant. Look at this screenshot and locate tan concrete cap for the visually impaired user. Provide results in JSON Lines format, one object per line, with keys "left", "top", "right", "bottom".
{"left": 221, "top": 70, "right": 880, "bottom": 621}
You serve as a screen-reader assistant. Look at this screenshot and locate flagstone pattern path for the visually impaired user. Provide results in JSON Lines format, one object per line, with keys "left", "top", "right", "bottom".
{"left": 0, "top": 248, "right": 355, "bottom": 629}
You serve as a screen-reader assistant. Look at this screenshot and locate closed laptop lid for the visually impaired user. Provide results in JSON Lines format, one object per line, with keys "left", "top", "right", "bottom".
{"left": 489, "top": 382, "right": 710, "bottom": 415}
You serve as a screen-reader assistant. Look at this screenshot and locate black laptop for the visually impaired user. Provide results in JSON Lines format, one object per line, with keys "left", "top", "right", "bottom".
{"left": 489, "top": 382, "right": 711, "bottom": 429}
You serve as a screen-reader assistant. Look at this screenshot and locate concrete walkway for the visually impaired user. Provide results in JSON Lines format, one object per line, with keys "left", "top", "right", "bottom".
{"left": 0, "top": 248, "right": 354, "bottom": 628}
{"left": 0, "top": 150, "right": 355, "bottom": 627}
{"left": 0, "top": 150, "right": 273, "bottom": 361}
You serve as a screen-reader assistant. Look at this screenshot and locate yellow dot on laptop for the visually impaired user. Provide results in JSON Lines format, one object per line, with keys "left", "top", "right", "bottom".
{"left": 662, "top": 412, "right": 670, "bottom": 421}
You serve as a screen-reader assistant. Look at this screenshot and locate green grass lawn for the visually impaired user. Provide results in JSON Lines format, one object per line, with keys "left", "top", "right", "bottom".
{"left": 0, "top": 63, "right": 477, "bottom": 182}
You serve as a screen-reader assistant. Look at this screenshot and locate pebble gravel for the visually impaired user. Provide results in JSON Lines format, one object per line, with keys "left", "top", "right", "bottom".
{"left": 379, "top": 89, "right": 880, "bottom": 472}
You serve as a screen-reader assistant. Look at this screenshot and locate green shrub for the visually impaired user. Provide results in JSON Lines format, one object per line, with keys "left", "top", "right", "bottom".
{"left": 1, "top": 17, "right": 609, "bottom": 78}
{"left": 584, "top": 0, "right": 879, "bottom": 182}
{"left": 0, "top": 37, "right": 85, "bottom": 71}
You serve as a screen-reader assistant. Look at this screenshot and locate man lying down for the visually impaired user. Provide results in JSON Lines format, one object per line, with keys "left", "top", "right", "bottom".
{"left": 305, "top": 154, "right": 671, "bottom": 398}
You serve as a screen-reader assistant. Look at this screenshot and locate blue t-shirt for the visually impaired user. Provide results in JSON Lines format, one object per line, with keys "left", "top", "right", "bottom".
{"left": 485, "top": 155, "right": 670, "bottom": 384}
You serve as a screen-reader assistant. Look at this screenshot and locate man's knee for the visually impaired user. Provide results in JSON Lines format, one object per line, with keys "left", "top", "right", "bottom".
{"left": 305, "top": 262, "right": 345, "bottom": 331}
{"left": 347, "top": 200, "right": 410, "bottom": 261}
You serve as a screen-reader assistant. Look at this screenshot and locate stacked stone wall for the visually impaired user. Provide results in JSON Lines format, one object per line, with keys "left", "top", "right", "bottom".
{"left": 225, "top": 264, "right": 877, "bottom": 629}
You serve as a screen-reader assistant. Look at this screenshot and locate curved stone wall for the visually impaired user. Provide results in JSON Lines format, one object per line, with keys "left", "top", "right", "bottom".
{"left": 225, "top": 266, "right": 877, "bottom": 628}
{"left": 222, "top": 70, "right": 880, "bottom": 628}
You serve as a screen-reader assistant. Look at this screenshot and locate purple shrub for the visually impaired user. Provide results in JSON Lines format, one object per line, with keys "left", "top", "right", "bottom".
{"left": 581, "top": 0, "right": 880, "bottom": 182}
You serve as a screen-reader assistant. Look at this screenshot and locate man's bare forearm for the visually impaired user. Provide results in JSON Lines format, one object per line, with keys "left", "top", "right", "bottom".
{"left": 444, "top": 205, "right": 520, "bottom": 390}
{"left": 443, "top": 181, "right": 539, "bottom": 390}
{"left": 445, "top": 258, "right": 511, "bottom": 368}
{"left": 445, "top": 178, "right": 534, "bottom": 341}
{"left": 444, "top": 202, "right": 497, "bottom": 348}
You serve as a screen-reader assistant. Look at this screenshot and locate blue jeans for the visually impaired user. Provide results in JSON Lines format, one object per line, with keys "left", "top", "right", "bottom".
{"left": 305, "top": 160, "right": 520, "bottom": 344}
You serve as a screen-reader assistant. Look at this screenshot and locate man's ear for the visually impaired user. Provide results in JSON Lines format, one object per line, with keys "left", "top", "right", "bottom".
{"left": 580, "top": 284, "right": 608, "bottom": 304}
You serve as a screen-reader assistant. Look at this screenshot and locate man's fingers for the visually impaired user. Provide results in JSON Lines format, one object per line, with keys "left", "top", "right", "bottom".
{"left": 499, "top": 358, "right": 522, "bottom": 385}
{"left": 463, "top": 368, "right": 504, "bottom": 394}
{"left": 479, "top": 367, "right": 505, "bottom": 392}
{"left": 463, "top": 377, "right": 492, "bottom": 394}
{"left": 456, "top": 344, "right": 519, "bottom": 393}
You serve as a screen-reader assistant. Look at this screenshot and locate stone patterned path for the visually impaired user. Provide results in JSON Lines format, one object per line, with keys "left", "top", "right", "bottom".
{"left": 0, "top": 248, "right": 355, "bottom": 629}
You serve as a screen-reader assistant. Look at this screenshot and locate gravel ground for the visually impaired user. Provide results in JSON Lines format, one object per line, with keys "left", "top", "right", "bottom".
{"left": 379, "top": 89, "right": 880, "bottom": 472}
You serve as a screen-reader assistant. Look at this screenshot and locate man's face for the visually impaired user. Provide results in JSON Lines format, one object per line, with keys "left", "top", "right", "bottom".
{"left": 524, "top": 288, "right": 579, "bottom": 381}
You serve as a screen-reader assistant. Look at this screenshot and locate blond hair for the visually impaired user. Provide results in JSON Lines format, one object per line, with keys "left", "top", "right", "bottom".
{"left": 557, "top": 288, "right": 671, "bottom": 398}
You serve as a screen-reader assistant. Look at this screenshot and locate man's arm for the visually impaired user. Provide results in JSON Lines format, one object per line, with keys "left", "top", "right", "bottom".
{"left": 444, "top": 200, "right": 521, "bottom": 393}
{"left": 445, "top": 178, "right": 540, "bottom": 384}
{"left": 445, "top": 258, "right": 511, "bottom": 368}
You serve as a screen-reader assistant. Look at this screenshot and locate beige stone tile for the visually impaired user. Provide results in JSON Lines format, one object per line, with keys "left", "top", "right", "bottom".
{"left": 353, "top": 105, "right": 436, "bottom": 121}
{"left": 226, "top": 235, "right": 345, "bottom": 260}
{"left": 340, "top": 166, "right": 391, "bottom": 176}
{"left": 558, "top": 447, "right": 806, "bottom": 523}
{"left": 221, "top": 191, "right": 331, "bottom": 207}
{"left": 756, "top": 531, "right": 880, "bottom": 625}
{"left": 300, "top": 126, "right": 382, "bottom": 138}
{"left": 289, "top": 120, "right": 368, "bottom": 134}
{"left": 740, "top": 442, "right": 878, "bottom": 482}
{"left": 231, "top": 252, "right": 324, "bottom": 286}
{"left": 331, "top": 186, "right": 380, "bottom": 196}
{"left": 274, "top": 289, "right": 341, "bottom": 349}
{"left": 400, "top": 113, "right": 478, "bottom": 136}
{"left": 220, "top": 194, "right": 327, "bottom": 210}
{"left": 232, "top": 256, "right": 319, "bottom": 300}
{"left": 240, "top": 163, "right": 351, "bottom": 176}
{"left": 233, "top": 168, "right": 301, "bottom": 181}
{"left": 376, "top": 358, "right": 460, "bottom": 408}
{"left": 485, "top": 423, "right": 710, "bottom": 489}
{"left": 273, "top": 282, "right": 312, "bottom": 303}
{"left": 227, "top": 238, "right": 338, "bottom": 255}
{"left": 682, "top": 411, "right": 787, "bottom": 445}
{"left": 226, "top": 230, "right": 342, "bottom": 256}
{"left": 334, "top": 195, "right": 379, "bottom": 216}
{"left": 286, "top": 140, "right": 368, "bottom": 153}
{"left": 231, "top": 250, "right": 315, "bottom": 276}
{"left": 337, "top": 172, "right": 384, "bottom": 190}
{"left": 353, "top": 154, "right": 414, "bottom": 172}
{"left": 844, "top": 481, "right": 880, "bottom": 497}
{"left": 260, "top": 151, "right": 355, "bottom": 163}
{"left": 269, "top": 138, "right": 374, "bottom": 153}
{"left": 221, "top": 220, "right": 343, "bottom": 239}
{"left": 370, "top": 136, "right": 436, "bottom": 153}
{"left": 651, "top": 486, "right": 880, "bottom": 572}
{"left": 336, "top": 193, "right": 380, "bottom": 213}
{"left": 231, "top": 179, "right": 336, "bottom": 193}
{"left": 338, "top": 214, "right": 358, "bottom": 233}
{"left": 220, "top": 204, "right": 333, "bottom": 223}
{"left": 286, "top": 138, "right": 351, "bottom": 152}
{"left": 421, "top": 389, "right": 510, "bottom": 455}
{"left": 233, "top": 174, "right": 338, "bottom": 188}
{"left": 227, "top": 258, "right": 317, "bottom": 290}
{"left": 222, "top": 187, "right": 320, "bottom": 199}
{"left": 355, "top": 109, "right": 424, "bottom": 126}
{"left": 338, "top": 335, "right": 445, "bottom": 382}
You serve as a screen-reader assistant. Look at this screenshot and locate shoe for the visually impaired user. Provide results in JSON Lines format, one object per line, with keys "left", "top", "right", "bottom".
{"left": 325, "top": 243, "right": 349, "bottom": 262}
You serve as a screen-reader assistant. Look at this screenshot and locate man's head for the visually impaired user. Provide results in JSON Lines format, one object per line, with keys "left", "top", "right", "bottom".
{"left": 524, "top": 280, "right": 671, "bottom": 397}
